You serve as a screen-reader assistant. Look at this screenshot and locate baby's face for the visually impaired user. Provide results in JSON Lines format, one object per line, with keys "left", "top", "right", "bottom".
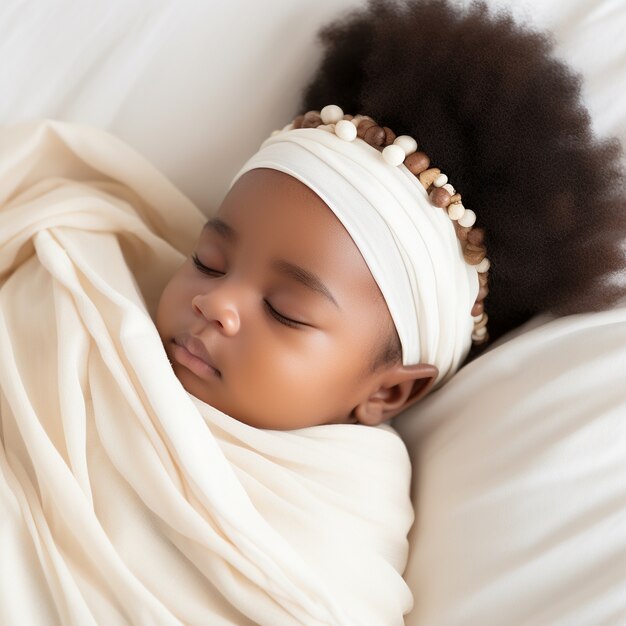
{"left": 155, "top": 168, "right": 396, "bottom": 429}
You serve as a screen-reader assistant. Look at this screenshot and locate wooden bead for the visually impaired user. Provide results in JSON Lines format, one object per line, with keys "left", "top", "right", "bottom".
{"left": 302, "top": 111, "right": 322, "bottom": 128}
{"left": 467, "top": 227, "right": 485, "bottom": 246}
{"left": 448, "top": 202, "right": 465, "bottom": 221}
{"left": 292, "top": 115, "right": 305, "bottom": 129}
{"left": 478, "top": 271, "right": 489, "bottom": 286}
{"left": 453, "top": 221, "right": 471, "bottom": 241}
{"left": 404, "top": 151, "right": 430, "bottom": 175}
{"left": 351, "top": 115, "right": 364, "bottom": 127}
{"left": 477, "top": 284, "right": 489, "bottom": 300}
{"left": 430, "top": 187, "right": 451, "bottom": 208}
{"left": 419, "top": 167, "right": 441, "bottom": 189}
{"left": 471, "top": 301, "right": 484, "bottom": 316}
{"left": 383, "top": 126, "right": 396, "bottom": 146}
{"left": 364, "top": 125, "right": 386, "bottom": 148}
{"left": 357, "top": 119, "right": 377, "bottom": 138}
{"left": 450, "top": 193, "right": 462, "bottom": 204}
{"left": 463, "top": 243, "right": 486, "bottom": 265}
{"left": 342, "top": 114, "right": 354, "bottom": 121}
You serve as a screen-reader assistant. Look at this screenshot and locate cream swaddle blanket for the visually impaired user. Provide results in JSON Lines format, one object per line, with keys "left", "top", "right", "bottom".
{"left": 0, "top": 120, "right": 414, "bottom": 625}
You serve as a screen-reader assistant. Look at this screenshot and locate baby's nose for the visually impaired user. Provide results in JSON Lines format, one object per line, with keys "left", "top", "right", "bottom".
{"left": 192, "top": 294, "right": 240, "bottom": 335}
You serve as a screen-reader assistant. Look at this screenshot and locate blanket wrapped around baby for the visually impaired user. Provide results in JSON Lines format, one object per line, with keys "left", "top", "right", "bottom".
{"left": 0, "top": 120, "right": 415, "bottom": 625}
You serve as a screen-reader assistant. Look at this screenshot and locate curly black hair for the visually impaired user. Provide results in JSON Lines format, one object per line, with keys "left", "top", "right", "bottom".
{"left": 298, "top": 0, "right": 626, "bottom": 371}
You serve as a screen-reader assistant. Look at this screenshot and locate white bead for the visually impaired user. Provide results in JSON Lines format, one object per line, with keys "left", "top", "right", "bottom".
{"left": 433, "top": 173, "right": 448, "bottom": 187}
{"left": 442, "top": 183, "right": 456, "bottom": 195}
{"left": 320, "top": 104, "right": 344, "bottom": 124}
{"left": 475, "top": 257, "right": 491, "bottom": 273}
{"left": 448, "top": 202, "right": 465, "bottom": 220}
{"left": 393, "top": 135, "right": 418, "bottom": 156}
{"left": 458, "top": 208, "right": 476, "bottom": 227}
{"left": 281, "top": 122, "right": 294, "bottom": 132}
{"left": 271, "top": 129, "right": 281, "bottom": 136}
{"left": 472, "top": 327, "right": 488, "bottom": 340}
{"left": 335, "top": 119, "right": 357, "bottom": 141}
{"left": 472, "top": 313, "right": 484, "bottom": 322}
{"left": 382, "top": 144, "right": 406, "bottom": 166}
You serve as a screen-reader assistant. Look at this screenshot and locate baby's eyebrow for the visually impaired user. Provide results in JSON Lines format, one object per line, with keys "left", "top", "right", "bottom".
{"left": 202, "top": 217, "right": 339, "bottom": 309}
{"left": 271, "top": 259, "right": 339, "bottom": 309}
{"left": 203, "top": 218, "right": 237, "bottom": 243}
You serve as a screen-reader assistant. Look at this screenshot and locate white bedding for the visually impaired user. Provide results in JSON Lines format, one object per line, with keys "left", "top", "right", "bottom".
{"left": 2, "top": 0, "right": 626, "bottom": 624}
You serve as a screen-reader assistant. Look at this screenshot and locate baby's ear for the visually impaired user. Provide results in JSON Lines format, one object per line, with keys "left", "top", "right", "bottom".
{"left": 353, "top": 363, "right": 439, "bottom": 426}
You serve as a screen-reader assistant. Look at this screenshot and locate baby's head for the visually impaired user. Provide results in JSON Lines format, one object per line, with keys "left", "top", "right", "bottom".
{"left": 156, "top": 164, "right": 442, "bottom": 430}
{"left": 156, "top": 106, "right": 489, "bottom": 429}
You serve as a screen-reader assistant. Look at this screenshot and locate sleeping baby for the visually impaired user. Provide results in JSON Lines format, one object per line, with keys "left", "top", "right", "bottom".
{"left": 154, "top": 147, "right": 461, "bottom": 431}
{"left": 154, "top": 107, "right": 484, "bottom": 431}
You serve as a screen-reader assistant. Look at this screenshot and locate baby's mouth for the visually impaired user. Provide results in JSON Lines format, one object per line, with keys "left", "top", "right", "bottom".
{"left": 172, "top": 335, "right": 222, "bottom": 379}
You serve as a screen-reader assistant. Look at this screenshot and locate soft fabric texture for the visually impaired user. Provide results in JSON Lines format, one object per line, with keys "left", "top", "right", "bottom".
{"left": 230, "top": 123, "right": 479, "bottom": 389}
{"left": 0, "top": 119, "right": 415, "bottom": 626}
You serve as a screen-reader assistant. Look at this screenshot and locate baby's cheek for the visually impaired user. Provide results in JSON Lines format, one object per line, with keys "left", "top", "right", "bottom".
{"left": 155, "top": 276, "right": 188, "bottom": 330}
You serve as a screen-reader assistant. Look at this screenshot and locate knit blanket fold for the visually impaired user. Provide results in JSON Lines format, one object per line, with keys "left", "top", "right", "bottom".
{"left": 0, "top": 120, "right": 414, "bottom": 626}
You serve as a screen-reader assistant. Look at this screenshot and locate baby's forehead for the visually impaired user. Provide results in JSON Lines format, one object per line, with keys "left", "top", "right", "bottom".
{"left": 227, "top": 168, "right": 329, "bottom": 209}
{"left": 215, "top": 178, "right": 340, "bottom": 245}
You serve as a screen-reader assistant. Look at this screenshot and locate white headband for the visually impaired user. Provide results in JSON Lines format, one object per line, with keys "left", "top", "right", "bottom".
{"left": 229, "top": 107, "right": 484, "bottom": 389}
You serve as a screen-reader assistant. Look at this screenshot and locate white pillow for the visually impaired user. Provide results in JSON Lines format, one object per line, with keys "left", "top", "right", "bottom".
{"left": 395, "top": 301, "right": 626, "bottom": 624}
{"left": 394, "top": 1, "right": 626, "bottom": 622}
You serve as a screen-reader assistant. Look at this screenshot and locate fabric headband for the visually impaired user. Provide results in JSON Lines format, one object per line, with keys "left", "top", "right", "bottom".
{"left": 228, "top": 105, "right": 490, "bottom": 390}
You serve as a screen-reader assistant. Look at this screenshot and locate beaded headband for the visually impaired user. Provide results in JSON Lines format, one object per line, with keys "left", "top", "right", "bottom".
{"left": 271, "top": 104, "right": 490, "bottom": 346}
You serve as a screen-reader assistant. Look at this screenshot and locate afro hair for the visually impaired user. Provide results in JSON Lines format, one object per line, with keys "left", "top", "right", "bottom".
{"left": 299, "top": 0, "right": 626, "bottom": 366}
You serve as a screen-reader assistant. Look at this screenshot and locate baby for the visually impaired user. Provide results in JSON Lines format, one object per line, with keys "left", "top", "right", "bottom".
{"left": 154, "top": 93, "right": 491, "bottom": 433}
{"left": 157, "top": 0, "right": 626, "bottom": 432}
{"left": 156, "top": 163, "right": 440, "bottom": 430}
